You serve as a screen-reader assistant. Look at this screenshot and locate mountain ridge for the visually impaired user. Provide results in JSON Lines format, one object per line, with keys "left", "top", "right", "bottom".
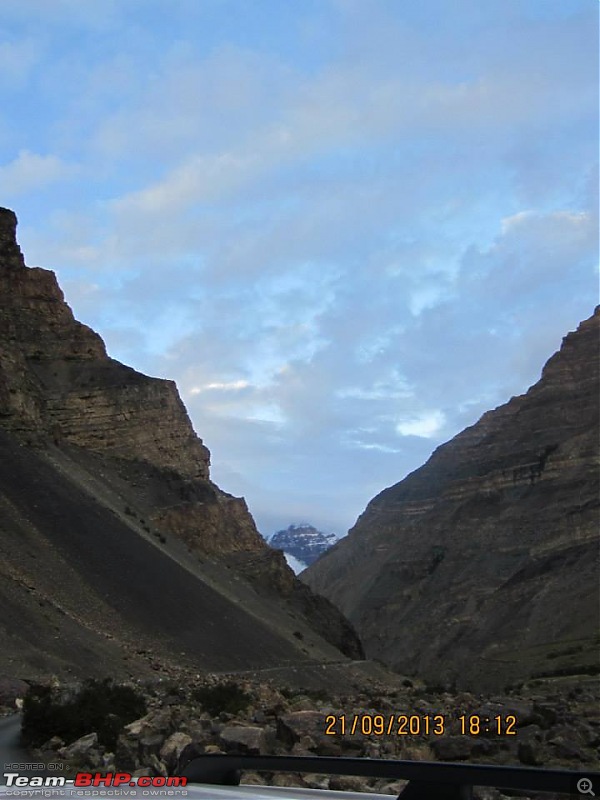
{"left": 303, "top": 308, "right": 600, "bottom": 690}
{"left": 269, "top": 523, "right": 339, "bottom": 570}
{"left": 0, "top": 206, "right": 363, "bottom": 680}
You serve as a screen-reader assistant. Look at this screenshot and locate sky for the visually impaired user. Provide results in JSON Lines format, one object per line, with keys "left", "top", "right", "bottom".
{"left": 1, "top": 0, "right": 598, "bottom": 538}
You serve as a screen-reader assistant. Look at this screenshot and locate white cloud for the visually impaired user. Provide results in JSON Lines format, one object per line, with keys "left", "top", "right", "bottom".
{"left": 3, "top": 0, "right": 597, "bottom": 535}
{"left": 0, "top": 150, "right": 73, "bottom": 197}
{"left": 189, "top": 380, "right": 250, "bottom": 395}
{"left": 113, "top": 152, "right": 263, "bottom": 215}
{"left": 396, "top": 410, "right": 446, "bottom": 439}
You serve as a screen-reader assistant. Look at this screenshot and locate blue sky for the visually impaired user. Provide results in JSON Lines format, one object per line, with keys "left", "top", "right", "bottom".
{"left": 1, "top": 0, "right": 598, "bottom": 537}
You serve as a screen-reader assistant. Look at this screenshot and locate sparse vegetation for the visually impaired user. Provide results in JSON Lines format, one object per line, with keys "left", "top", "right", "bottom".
{"left": 426, "top": 545, "right": 446, "bottom": 575}
{"left": 22, "top": 679, "right": 147, "bottom": 749}
{"left": 191, "top": 681, "right": 251, "bottom": 716}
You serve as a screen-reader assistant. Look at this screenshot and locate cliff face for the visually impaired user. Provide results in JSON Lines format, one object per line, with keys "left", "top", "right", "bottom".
{"left": 303, "top": 309, "right": 599, "bottom": 690}
{"left": 0, "top": 209, "right": 210, "bottom": 479}
{"left": 0, "top": 207, "right": 362, "bottom": 679}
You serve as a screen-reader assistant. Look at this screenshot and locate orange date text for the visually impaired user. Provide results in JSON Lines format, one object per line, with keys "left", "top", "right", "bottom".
{"left": 324, "top": 714, "right": 447, "bottom": 736}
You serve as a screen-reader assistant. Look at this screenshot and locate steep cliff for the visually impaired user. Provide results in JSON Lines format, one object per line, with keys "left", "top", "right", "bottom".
{"left": 0, "top": 207, "right": 362, "bottom": 679}
{"left": 0, "top": 208, "right": 210, "bottom": 479}
{"left": 303, "top": 309, "right": 599, "bottom": 690}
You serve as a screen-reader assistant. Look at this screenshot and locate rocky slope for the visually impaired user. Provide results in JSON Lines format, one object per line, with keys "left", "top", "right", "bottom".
{"left": 24, "top": 672, "right": 600, "bottom": 799}
{"left": 0, "top": 206, "right": 363, "bottom": 680}
{"left": 303, "top": 309, "right": 600, "bottom": 691}
{"left": 269, "top": 524, "right": 339, "bottom": 569}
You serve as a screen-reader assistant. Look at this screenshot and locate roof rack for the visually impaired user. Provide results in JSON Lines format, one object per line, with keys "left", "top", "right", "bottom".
{"left": 180, "top": 754, "right": 599, "bottom": 799}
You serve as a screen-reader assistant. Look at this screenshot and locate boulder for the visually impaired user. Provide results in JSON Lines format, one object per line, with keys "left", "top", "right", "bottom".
{"left": 58, "top": 732, "right": 98, "bottom": 760}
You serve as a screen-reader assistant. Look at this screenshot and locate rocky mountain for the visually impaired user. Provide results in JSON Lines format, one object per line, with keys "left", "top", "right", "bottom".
{"left": 269, "top": 524, "right": 339, "bottom": 570}
{"left": 303, "top": 309, "right": 600, "bottom": 691}
{"left": 0, "top": 207, "right": 363, "bottom": 681}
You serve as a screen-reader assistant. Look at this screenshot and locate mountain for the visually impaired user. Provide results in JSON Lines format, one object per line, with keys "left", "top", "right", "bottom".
{"left": 269, "top": 524, "right": 339, "bottom": 570}
{"left": 303, "top": 309, "right": 600, "bottom": 691}
{"left": 0, "top": 207, "right": 363, "bottom": 681}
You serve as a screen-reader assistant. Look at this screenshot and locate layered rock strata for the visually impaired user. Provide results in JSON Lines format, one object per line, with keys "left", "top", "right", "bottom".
{"left": 0, "top": 207, "right": 363, "bottom": 679}
{"left": 303, "top": 309, "right": 600, "bottom": 690}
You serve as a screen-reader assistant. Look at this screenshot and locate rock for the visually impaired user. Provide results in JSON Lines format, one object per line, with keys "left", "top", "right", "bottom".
{"left": 518, "top": 741, "right": 546, "bottom": 766}
{"left": 148, "top": 753, "right": 168, "bottom": 777}
{"left": 431, "top": 735, "right": 474, "bottom": 761}
{"left": 532, "top": 702, "right": 559, "bottom": 728}
{"left": 578, "top": 723, "right": 600, "bottom": 748}
{"left": 288, "top": 696, "right": 314, "bottom": 711}
{"left": 470, "top": 738, "right": 500, "bottom": 758}
{"left": 218, "top": 725, "right": 270, "bottom": 755}
{"left": 517, "top": 723, "right": 543, "bottom": 743}
{"left": 124, "top": 715, "right": 153, "bottom": 737}
{"left": 505, "top": 701, "right": 536, "bottom": 727}
{"left": 276, "top": 711, "right": 325, "bottom": 748}
{"left": 329, "top": 775, "right": 369, "bottom": 792}
{"left": 41, "top": 736, "right": 65, "bottom": 751}
{"left": 379, "top": 780, "right": 409, "bottom": 795}
{"left": 315, "top": 739, "right": 343, "bottom": 757}
{"left": 547, "top": 735, "right": 585, "bottom": 760}
{"left": 159, "top": 732, "right": 192, "bottom": 771}
{"left": 240, "top": 772, "right": 265, "bottom": 785}
{"left": 303, "top": 308, "right": 600, "bottom": 691}
{"left": 302, "top": 773, "right": 329, "bottom": 790}
{"left": 30, "top": 675, "right": 597, "bottom": 782}
{"left": 204, "top": 744, "right": 225, "bottom": 754}
{"left": 58, "top": 732, "right": 98, "bottom": 760}
{"left": 176, "top": 742, "right": 205, "bottom": 772}
{"left": 101, "top": 753, "right": 116, "bottom": 771}
{"left": 271, "top": 773, "right": 306, "bottom": 788}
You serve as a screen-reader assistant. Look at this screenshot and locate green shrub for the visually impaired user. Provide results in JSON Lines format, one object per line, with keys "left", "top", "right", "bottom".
{"left": 191, "top": 682, "right": 251, "bottom": 716}
{"left": 22, "top": 679, "right": 147, "bottom": 749}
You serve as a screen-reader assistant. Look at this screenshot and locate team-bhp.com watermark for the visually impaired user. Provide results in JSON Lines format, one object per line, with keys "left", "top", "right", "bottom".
{"left": 2, "top": 773, "right": 188, "bottom": 796}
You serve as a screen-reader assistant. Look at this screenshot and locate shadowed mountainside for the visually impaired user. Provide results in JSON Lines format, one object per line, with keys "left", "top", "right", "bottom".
{"left": 0, "top": 207, "right": 363, "bottom": 680}
{"left": 303, "top": 309, "right": 600, "bottom": 691}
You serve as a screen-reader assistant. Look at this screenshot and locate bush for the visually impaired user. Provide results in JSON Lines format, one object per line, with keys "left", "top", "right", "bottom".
{"left": 22, "top": 679, "right": 147, "bottom": 749}
{"left": 191, "top": 682, "right": 251, "bottom": 716}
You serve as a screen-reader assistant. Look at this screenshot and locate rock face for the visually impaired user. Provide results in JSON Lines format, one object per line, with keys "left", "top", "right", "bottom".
{"left": 0, "top": 208, "right": 209, "bottom": 480}
{"left": 0, "top": 207, "right": 363, "bottom": 679}
{"left": 303, "top": 309, "right": 600, "bottom": 691}
{"left": 269, "top": 524, "right": 339, "bottom": 568}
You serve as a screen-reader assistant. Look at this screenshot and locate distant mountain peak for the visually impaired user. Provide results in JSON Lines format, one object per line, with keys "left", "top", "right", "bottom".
{"left": 269, "top": 524, "right": 339, "bottom": 569}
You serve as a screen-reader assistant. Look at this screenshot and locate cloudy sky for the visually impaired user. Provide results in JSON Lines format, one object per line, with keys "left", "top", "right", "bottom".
{"left": 1, "top": 0, "right": 597, "bottom": 537}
